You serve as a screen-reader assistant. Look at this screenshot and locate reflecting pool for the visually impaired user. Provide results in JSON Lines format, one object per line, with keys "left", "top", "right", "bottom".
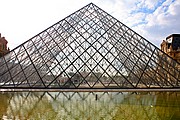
{"left": 0, "top": 92, "right": 180, "bottom": 120}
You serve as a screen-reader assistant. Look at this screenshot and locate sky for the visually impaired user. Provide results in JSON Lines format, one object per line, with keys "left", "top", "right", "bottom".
{"left": 0, "top": 0, "right": 180, "bottom": 50}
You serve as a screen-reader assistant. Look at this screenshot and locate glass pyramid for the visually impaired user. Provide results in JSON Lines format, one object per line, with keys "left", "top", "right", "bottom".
{"left": 0, "top": 3, "right": 180, "bottom": 89}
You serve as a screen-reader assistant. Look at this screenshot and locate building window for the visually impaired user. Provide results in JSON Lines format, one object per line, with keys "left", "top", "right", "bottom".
{"left": 0, "top": 44, "right": 2, "bottom": 50}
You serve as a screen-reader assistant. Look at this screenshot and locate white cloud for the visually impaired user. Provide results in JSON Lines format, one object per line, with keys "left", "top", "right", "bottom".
{"left": 103, "top": 0, "right": 180, "bottom": 47}
{"left": 133, "top": 0, "right": 180, "bottom": 47}
{"left": 0, "top": 0, "right": 90, "bottom": 49}
{"left": 0, "top": 0, "right": 179, "bottom": 49}
{"left": 136, "top": 0, "right": 160, "bottom": 10}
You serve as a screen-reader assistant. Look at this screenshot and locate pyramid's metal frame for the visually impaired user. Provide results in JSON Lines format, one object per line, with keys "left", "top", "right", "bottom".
{"left": 0, "top": 3, "right": 180, "bottom": 89}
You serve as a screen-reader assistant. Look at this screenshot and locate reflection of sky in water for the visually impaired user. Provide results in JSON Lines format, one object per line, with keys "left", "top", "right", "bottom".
{"left": 0, "top": 92, "right": 180, "bottom": 120}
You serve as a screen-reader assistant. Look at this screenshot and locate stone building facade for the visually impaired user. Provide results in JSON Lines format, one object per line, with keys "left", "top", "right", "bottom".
{"left": 0, "top": 33, "right": 10, "bottom": 57}
{"left": 161, "top": 34, "right": 180, "bottom": 63}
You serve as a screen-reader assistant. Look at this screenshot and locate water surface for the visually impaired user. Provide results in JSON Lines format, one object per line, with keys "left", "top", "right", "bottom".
{"left": 0, "top": 91, "right": 180, "bottom": 120}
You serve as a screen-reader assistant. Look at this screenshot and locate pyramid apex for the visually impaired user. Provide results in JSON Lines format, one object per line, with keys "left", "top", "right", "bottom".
{"left": 87, "top": 2, "right": 96, "bottom": 6}
{"left": 89, "top": 2, "right": 94, "bottom": 5}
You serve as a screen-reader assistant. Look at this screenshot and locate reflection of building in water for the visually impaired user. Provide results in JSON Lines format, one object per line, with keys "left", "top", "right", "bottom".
{"left": 0, "top": 92, "right": 179, "bottom": 120}
{"left": 155, "top": 92, "right": 180, "bottom": 120}
{"left": 0, "top": 33, "right": 10, "bottom": 57}
{"left": 0, "top": 93, "right": 11, "bottom": 119}
{"left": 161, "top": 34, "right": 180, "bottom": 63}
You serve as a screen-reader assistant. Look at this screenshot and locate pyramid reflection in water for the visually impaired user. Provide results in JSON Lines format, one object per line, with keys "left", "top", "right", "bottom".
{"left": 0, "top": 3, "right": 180, "bottom": 89}
{"left": 0, "top": 92, "right": 180, "bottom": 119}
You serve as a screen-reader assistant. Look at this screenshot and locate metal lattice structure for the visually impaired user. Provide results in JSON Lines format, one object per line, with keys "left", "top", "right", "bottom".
{"left": 0, "top": 3, "right": 180, "bottom": 89}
